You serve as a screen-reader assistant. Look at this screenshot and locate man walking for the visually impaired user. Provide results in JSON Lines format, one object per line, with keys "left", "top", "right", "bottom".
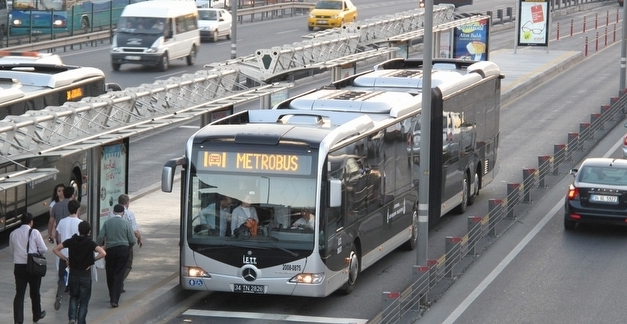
{"left": 10, "top": 213, "right": 47, "bottom": 324}
{"left": 117, "top": 194, "right": 143, "bottom": 292}
{"left": 54, "top": 199, "right": 83, "bottom": 311}
{"left": 97, "top": 204, "right": 136, "bottom": 308}
{"left": 53, "top": 221, "right": 106, "bottom": 324}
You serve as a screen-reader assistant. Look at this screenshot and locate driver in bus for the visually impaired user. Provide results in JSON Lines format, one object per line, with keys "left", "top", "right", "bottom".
{"left": 291, "top": 210, "right": 315, "bottom": 230}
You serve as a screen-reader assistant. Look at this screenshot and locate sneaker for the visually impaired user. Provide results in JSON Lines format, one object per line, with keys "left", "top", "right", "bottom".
{"left": 54, "top": 296, "right": 62, "bottom": 310}
{"left": 111, "top": 302, "right": 118, "bottom": 308}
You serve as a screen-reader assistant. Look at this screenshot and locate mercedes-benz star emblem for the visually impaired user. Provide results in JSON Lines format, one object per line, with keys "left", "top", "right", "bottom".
{"left": 242, "top": 268, "right": 257, "bottom": 282}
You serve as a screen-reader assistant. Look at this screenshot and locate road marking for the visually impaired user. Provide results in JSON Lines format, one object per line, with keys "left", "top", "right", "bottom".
{"left": 441, "top": 134, "right": 624, "bottom": 324}
{"left": 182, "top": 309, "right": 368, "bottom": 323}
{"left": 277, "top": 29, "right": 299, "bottom": 34}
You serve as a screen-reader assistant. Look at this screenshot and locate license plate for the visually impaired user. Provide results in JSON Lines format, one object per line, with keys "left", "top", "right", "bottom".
{"left": 125, "top": 55, "right": 141, "bottom": 61}
{"left": 233, "top": 283, "right": 265, "bottom": 294}
{"left": 590, "top": 194, "right": 618, "bottom": 203}
{"left": 318, "top": 20, "right": 328, "bottom": 24}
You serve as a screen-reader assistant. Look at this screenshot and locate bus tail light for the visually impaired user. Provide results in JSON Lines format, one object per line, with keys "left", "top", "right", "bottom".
{"left": 289, "top": 273, "right": 324, "bottom": 284}
{"left": 184, "top": 266, "right": 210, "bottom": 278}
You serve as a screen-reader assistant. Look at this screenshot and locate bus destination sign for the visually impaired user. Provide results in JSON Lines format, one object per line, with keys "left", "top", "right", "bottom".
{"left": 66, "top": 87, "right": 84, "bottom": 101}
{"left": 199, "top": 151, "right": 312, "bottom": 175}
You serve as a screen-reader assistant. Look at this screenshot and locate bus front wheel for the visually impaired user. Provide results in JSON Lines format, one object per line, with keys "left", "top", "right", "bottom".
{"left": 341, "top": 243, "right": 360, "bottom": 295}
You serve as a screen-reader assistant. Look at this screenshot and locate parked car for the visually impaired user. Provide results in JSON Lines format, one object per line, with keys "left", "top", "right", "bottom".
{"left": 307, "top": 0, "right": 357, "bottom": 31}
{"left": 564, "top": 157, "right": 627, "bottom": 230}
{"left": 198, "top": 8, "right": 232, "bottom": 42}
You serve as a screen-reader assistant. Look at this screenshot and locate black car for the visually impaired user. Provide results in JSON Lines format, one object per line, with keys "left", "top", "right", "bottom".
{"left": 564, "top": 158, "right": 627, "bottom": 230}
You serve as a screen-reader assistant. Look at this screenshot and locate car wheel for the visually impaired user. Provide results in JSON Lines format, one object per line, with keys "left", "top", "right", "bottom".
{"left": 454, "top": 173, "right": 469, "bottom": 214}
{"left": 564, "top": 217, "right": 577, "bottom": 230}
{"left": 212, "top": 29, "right": 218, "bottom": 42}
{"left": 226, "top": 31, "right": 231, "bottom": 40}
{"left": 308, "top": 26, "right": 314, "bottom": 31}
{"left": 158, "top": 53, "right": 169, "bottom": 72}
{"left": 340, "top": 243, "right": 360, "bottom": 295}
{"left": 186, "top": 45, "right": 196, "bottom": 66}
{"left": 112, "top": 63, "right": 121, "bottom": 71}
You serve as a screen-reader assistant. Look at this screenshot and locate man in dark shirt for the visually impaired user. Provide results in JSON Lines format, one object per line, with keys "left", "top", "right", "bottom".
{"left": 53, "top": 221, "right": 105, "bottom": 324}
{"left": 97, "top": 204, "right": 136, "bottom": 308}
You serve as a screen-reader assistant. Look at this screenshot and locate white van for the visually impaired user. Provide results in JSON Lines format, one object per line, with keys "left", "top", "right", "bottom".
{"left": 111, "top": 0, "right": 200, "bottom": 72}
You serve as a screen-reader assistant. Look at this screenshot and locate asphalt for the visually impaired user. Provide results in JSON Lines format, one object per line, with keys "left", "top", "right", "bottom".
{"left": 0, "top": 46, "right": 583, "bottom": 324}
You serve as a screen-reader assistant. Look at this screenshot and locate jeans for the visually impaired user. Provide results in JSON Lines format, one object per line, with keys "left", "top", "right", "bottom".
{"left": 56, "top": 258, "right": 68, "bottom": 297}
{"left": 68, "top": 274, "right": 91, "bottom": 324}
{"left": 13, "top": 263, "right": 43, "bottom": 323}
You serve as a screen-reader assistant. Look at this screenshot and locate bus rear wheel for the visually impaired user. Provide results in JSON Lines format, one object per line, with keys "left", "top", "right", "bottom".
{"left": 341, "top": 243, "right": 360, "bottom": 295}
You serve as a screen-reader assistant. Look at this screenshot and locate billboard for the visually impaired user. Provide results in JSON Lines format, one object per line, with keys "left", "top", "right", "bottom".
{"left": 517, "top": 0, "right": 549, "bottom": 47}
{"left": 452, "top": 18, "right": 490, "bottom": 61}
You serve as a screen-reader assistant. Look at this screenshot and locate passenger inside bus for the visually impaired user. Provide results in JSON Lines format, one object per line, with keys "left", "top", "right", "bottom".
{"left": 291, "top": 210, "right": 315, "bottom": 230}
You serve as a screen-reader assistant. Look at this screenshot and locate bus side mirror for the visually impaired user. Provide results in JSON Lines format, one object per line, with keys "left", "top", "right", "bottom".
{"left": 328, "top": 179, "right": 341, "bottom": 208}
{"left": 162, "top": 157, "right": 186, "bottom": 192}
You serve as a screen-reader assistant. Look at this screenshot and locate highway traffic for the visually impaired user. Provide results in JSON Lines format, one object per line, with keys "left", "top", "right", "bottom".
{"left": 3, "top": 0, "right": 625, "bottom": 323}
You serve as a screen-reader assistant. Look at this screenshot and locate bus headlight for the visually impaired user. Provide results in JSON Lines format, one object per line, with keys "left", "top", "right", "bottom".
{"left": 289, "top": 273, "right": 324, "bottom": 284}
{"left": 12, "top": 19, "right": 22, "bottom": 26}
{"left": 53, "top": 19, "right": 66, "bottom": 27}
{"left": 184, "top": 266, "right": 210, "bottom": 278}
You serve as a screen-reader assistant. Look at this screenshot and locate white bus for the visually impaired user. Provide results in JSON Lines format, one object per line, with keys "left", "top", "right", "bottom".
{"left": 0, "top": 51, "right": 119, "bottom": 232}
{"left": 161, "top": 59, "right": 502, "bottom": 296}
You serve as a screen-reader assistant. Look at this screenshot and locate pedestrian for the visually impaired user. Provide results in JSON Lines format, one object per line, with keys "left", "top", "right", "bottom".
{"left": 49, "top": 186, "right": 75, "bottom": 244}
{"left": 54, "top": 199, "right": 83, "bottom": 311}
{"left": 116, "top": 194, "right": 143, "bottom": 292}
{"left": 9, "top": 213, "right": 47, "bottom": 324}
{"left": 53, "top": 221, "right": 106, "bottom": 324}
{"left": 47, "top": 184, "right": 67, "bottom": 244}
{"left": 97, "top": 204, "right": 136, "bottom": 308}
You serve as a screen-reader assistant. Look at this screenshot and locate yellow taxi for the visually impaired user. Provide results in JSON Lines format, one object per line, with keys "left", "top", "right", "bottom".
{"left": 307, "top": 0, "right": 357, "bottom": 31}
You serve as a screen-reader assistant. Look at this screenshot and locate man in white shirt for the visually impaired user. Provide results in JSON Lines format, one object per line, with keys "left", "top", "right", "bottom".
{"left": 231, "top": 196, "right": 259, "bottom": 236}
{"left": 116, "top": 194, "right": 142, "bottom": 293}
{"left": 9, "top": 213, "right": 48, "bottom": 324}
{"left": 54, "top": 199, "right": 83, "bottom": 311}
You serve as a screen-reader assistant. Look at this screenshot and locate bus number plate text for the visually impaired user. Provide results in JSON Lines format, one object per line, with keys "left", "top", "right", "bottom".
{"left": 233, "top": 284, "right": 264, "bottom": 294}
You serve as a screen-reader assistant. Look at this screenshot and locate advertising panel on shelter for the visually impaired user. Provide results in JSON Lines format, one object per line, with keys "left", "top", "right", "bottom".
{"left": 452, "top": 17, "right": 489, "bottom": 61}
{"left": 517, "top": 0, "right": 549, "bottom": 46}
{"left": 98, "top": 139, "right": 129, "bottom": 224}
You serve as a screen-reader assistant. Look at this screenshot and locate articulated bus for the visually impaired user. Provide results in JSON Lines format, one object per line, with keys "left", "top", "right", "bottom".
{"left": 161, "top": 59, "right": 502, "bottom": 296}
{"left": 10, "top": 0, "right": 130, "bottom": 36}
{"left": 0, "top": 51, "right": 119, "bottom": 232}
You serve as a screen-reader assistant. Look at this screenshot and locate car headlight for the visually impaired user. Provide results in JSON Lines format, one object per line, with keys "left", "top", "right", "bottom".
{"left": 146, "top": 47, "right": 158, "bottom": 53}
{"left": 309, "top": 13, "right": 315, "bottom": 18}
{"left": 331, "top": 14, "right": 339, "bottom": 19}
{"left": 53, "top": 19, "right": 65, "bottom": 27}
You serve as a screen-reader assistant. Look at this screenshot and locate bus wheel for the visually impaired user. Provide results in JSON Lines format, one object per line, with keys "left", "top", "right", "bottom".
{"left": 112, "top": 63, "right": 121, "bottom": 71}
{"left": 158, "top": 53, "right": 169, "bottom": 72}
{"left": 404, "top": 210, "right": 418, "bottom": 250}
{"left": 468, "top": 171, "right": 479, "bottom": 206}
{"left": 69, "top": 170, "right": 82, "bottom": 201}
{"left": 81, "top": 17, "right": 89, "bottom": 30}
{"left": 341, "top": 243, "right": 360, "bottom": 295}
{"left": 454, "top": 173, "right": 468, "bottom": 214}
{"left": 186, "top": 45, "right": 197, "bottom": 66}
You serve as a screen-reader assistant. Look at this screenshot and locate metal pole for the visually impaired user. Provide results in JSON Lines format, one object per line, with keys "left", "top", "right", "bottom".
{"left": 417, "top": 0, "right": 432, "bottom": 271}
{"left": 620, "top": 0, "right": 626, "bottom": 90}
{"left": 230, "top": 0, "right": 237, "bottom": 59}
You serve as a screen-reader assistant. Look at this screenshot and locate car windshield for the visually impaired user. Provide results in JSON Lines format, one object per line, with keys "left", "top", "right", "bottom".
{"left": 315, "top": 1, "right": 342, "bottom": 10}
{"left": 579, "top": 165, "right": 627, "bottom": 186}
{"left": 199, "top": 10, "right": 218, "bottom": 20}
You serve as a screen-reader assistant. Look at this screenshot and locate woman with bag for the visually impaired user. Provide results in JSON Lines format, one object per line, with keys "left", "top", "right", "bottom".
{"left": 9, "top": 213, "right": 47, "bottom": 324}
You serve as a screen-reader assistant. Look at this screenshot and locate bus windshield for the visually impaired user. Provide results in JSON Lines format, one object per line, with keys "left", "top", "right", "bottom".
{"left": 188, "top": 148, "right": 318, "bottom": 252}
{"left": 13, "top": 0, "right": 64, "bottom": 10}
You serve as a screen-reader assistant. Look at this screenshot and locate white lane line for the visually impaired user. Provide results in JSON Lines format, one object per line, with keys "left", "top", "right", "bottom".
{"left": 182, "top": 309, "right": 368, "bottom": 323}
{"left": 442, "top": 135, "right": 624, "bottom": 324}
{"left": 277, "top": 29, "right": 300, "bottom": 34}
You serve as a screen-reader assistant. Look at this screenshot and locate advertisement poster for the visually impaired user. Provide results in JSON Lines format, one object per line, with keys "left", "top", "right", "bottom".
{"left": 452, "top": 18, "right": 489, "bottom": 61}
{"left": 517, "top": 0, "right": 549, "bottom": 46}
{"left": 98, "top": 140, "right": 128, "bottom": 224}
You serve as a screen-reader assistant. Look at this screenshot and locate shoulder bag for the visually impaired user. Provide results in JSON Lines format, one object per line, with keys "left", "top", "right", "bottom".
{"left": 26, "top": 228, "right": 47, "bottom": 277}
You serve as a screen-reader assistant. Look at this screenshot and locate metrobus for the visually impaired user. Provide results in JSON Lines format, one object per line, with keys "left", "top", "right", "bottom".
{"left": 161, "top": 59, "right": 502, "bottom": 296}
{"left": 0, "top": 51, "right": 119, "bottom": 232}
{"left": 9, "top": 0, "right": 130, "bottom": 36}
